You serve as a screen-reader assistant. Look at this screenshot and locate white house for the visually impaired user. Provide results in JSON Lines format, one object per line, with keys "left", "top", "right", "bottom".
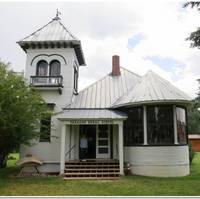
{"left": 17, "top": 14, "right": 191, "bottom": 179}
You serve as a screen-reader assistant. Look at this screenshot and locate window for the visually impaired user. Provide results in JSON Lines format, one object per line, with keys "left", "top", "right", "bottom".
{"left": 39, "top": 103, "right": 54, "bottom": 142}
{"left": 74, "top": 66, "right": 78, "bottom": 94}
{"left": 36, "top": 60, "right": 48, "bottom": 76}
{"left": 124, "top": 107, "right": 143, "bottom": 146}
{"left": 176, "top": 107, "right": 187, "bottom": 144}
{"left": 39, "top": 116, "right": 51, "bottom": 142}
{"left": 49, "top": 60, "right": 61, "bottom": 76}
{"left": 147, "top": 106, "right": 174, "bottom": 145}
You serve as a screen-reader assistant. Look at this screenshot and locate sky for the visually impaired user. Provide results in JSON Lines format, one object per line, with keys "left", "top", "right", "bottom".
{"left": 0, "top": 0, "right": 200, "bottom": 98}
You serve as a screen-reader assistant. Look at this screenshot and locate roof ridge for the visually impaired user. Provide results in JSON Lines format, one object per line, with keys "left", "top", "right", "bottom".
{"left": 148, "top": 71, "right": 191, "bottom": 99}
{"left": 58, "top": 21, "right": 77, "bottom": 40}
{"left": 65, "top": 67, "right": 143, "bottom": 109}
{"left": 78, "top": 71, "right": 111, "bottom": 94}
{"left": 112, "top": 69, "right": 191, "bottom": 107}
{"left": 78, "top": 67, "right": 140, "bottom": 95}
{"left": 120, "top": 66, "right": 142, "bottom": 78}
{"left": 111, "top": 74, "right": 142, "bottom": 107}
{"left": 18, "top": 19, "right": 54, "bottom": 42}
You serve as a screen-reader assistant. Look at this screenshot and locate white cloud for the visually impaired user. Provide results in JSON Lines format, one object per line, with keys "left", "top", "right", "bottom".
{"left": 0, "top": 1, "right": 199, "bottom": 98}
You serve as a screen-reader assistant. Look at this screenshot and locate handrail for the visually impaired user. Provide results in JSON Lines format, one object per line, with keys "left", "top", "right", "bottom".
{"left": 65, "top": 144, "right": 76, "bottom": 160}
{"left": 30, "top": 75, "right": 63, "bottom": 87}
{"left": 116, "top": 143, "right": 118, "bottom": 158}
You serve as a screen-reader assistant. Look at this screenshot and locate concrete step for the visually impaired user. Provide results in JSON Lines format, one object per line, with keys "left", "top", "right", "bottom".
{"left": 63, "top": 176, "right": 119, "bottom": 180}
{"left": 65, "top": 168, "right": 120, "bottom": 172}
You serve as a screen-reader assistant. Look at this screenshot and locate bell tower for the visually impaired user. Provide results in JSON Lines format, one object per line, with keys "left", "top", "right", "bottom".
{"left": 17, "top": 13, "right": 86, "bottom": 112}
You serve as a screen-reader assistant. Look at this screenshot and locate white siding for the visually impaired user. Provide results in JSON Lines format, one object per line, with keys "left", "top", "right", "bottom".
{"left": 124, "top": 146, "right": 190, "bottom": 177}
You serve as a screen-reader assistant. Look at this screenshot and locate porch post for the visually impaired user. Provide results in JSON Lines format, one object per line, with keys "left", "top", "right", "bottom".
{"left": 143, "top": 106, "right": 148, "bottom": 145}
{"left": 60, "top": 124, "right": 66, "bottom": 175}
{"left": 173, "top": 105, "right": 178, "bottom": 144}
{"left": 118, "top": 121, "right": 124, "bottom": 175}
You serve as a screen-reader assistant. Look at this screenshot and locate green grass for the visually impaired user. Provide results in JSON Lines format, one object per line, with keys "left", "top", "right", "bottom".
{"left": 0, "top": 153, "right": 200, "bottom": 196}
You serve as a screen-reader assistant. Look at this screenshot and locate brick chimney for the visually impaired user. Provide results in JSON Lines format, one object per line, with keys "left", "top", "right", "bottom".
{"left": 112, "top": 55, "right": 120, "bottom": 76}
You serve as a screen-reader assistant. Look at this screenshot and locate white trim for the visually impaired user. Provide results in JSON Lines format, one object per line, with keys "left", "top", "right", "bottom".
{"left": 59, "top": 119, "right": 124, "bottom": 125}
{"left": 60, "top": 124, "right": 66, "bottom": 175}
{"left": 143, "top": 106, "right": 148, "bottom": 145}
{"left": 65, "top": 125, "right": 70, "bottom": 161}
{"left": 118, "top": 121, "right": 124, "bottom": 175}
{"left": 112, "top": 125, "right": 117, "bottom": 159}
{"left": 96, "top": 125, "right": 111, "bottom": 159}
{"left": 173, "top": 105, "right": 178, "bottom": 144}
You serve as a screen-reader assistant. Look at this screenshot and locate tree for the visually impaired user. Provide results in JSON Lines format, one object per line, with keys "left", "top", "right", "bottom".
{"left": 0, "top": 61, "right": 49, "bottom": 168}
{"left": 188, "top": 79, "right": 200, "bottom": 134}
{"left": 184, "top": 1, "right": 200, "bottom": 48}
{"left": 188, "top": 98, "right": 200, "bottom": 134}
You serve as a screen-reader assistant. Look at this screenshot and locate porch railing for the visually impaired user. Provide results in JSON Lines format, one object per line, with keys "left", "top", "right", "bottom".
{"left": 30, "top": 76, "right": 63, "bottom": 87}
{"left": 65, "top": 144, "right": 76, "bottom": 160}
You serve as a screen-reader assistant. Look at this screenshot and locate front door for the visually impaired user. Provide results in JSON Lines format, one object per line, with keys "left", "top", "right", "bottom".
{"left": 96, "top": 125, "right": 110, "bottom": 159}
{"left": 79, "top": 125, "right": 96, "bottom": 159}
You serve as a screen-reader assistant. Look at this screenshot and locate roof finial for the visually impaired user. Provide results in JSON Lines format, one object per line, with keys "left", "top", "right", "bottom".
{"left": 53, "top": 9, "right": 61, "bottom": 20}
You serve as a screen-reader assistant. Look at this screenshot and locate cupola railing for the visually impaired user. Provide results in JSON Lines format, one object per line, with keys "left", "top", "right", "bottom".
{"left": 30, "top": 75, "right": 63, "bottom": 87}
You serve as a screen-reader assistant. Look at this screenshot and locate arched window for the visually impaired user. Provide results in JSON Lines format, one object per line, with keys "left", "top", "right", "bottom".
{"left": 49, "top": 60, "right": 61, "bottom": 76}
{"left": 36, "top": 60, "right": 48, "bottom": 76}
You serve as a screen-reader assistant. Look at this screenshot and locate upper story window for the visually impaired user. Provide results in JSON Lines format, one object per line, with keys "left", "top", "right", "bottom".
{"left": 176, "top": 107, "right": 187, "bottom": 144}
{"left": 147, "top": 106, "right": 174, "bottom": 145}
{"left": 73, "top": 66, "right": 78, "bottom": 94}
{"left": 36, "top": 60, "right": 48, "bottom": 76}
{"left": 49, "top": 60, "right": 61, "bottom": 76}
{"left": 32, "top": 59, "right": 63, "bottom": 90}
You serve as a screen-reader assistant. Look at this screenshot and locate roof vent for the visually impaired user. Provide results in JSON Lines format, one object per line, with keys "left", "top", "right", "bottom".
{"left": 112, "top": 55, "right": 120, "bottom": 76}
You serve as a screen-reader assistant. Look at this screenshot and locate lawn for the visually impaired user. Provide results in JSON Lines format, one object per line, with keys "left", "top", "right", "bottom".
{"left": 0, "top": 153, "right": 200, "bottom": 196}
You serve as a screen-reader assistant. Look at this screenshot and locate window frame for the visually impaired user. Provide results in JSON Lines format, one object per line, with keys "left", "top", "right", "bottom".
{"left": 39, "top": 103, "right": 55, "bottom": 143}
{"left": 73, "top": 65, "right": 78, "bottom": 94}
{"left": 123, "top": 107, "right": 144, "bottom": 146}
{"left": 121, "top": 105, "right": 188, "bottom": 147}
{"left": 176, "top": 106, "right": 188, "bottom": 145}
{"left": 49, "top": 60, "right": 61, "bottom": 76}
{"left": 36, "top": 60, "right": 48, "bottom": 76}
{"left": 146, "top": 105, "right": 174, "bottom": 146}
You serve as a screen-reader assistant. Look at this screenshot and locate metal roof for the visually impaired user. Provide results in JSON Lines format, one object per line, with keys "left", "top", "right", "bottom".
{"left": 66, "top": 67, "right": 142, "bottom": 109}
{"left": 17, "top": 17, "right": 86, "bottom": 66}
{"left": 19, "top": 18, "right": 76, "bottom": 42}
{"left": 57, "top": 109, "right": 127, "bottom": 120}
{"left": 113, "top": 70, "right": 191, "bottom": 107}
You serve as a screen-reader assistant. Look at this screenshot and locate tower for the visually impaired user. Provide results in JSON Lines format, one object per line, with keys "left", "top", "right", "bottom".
{"left": 17, "top": 13, "right": 86, "bottom": 112}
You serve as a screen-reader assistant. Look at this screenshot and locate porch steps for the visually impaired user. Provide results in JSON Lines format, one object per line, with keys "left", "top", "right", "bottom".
{"left": 64, "top": 160, "right": 120, "bottom": 180}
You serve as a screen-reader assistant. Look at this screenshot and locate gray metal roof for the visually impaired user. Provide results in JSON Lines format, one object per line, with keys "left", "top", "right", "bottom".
{"left": 19, "top": 18, "right": 76, "bottom": 42}
{"left": 66, "top": 67, "right": 142, "bottom": 109}
{"left": 17, "top": 17, "right": 86, "bottom": 66}
{"left": 57, "top": 109, "right": 127, "bottom": 120}
{"left": 113, "top": 70, "right": 192, "bottom": 107}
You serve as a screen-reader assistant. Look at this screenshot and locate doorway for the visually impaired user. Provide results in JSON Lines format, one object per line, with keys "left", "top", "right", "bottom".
{"left": 79, "top": 125, "right": 96, "bottom": 159}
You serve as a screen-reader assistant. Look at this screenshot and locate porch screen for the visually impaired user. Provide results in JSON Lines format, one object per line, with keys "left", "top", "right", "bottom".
{"left": 147, "top": 106, "right": 174, "bottom": 145}
{"left": 176, "top": 107, "right": 187, "bottom": 144}
{"left": 124, "top": 107, "right": 143, "bottom": 146}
